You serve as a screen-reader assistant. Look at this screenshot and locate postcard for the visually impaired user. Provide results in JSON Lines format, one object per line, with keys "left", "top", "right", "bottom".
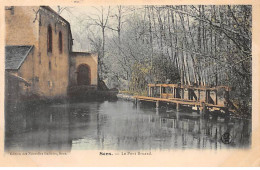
{"left": 0, "top": 0, "right": 259, "bottom": 167}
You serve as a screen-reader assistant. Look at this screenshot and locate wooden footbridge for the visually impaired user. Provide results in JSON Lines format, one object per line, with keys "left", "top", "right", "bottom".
{"left": 134, "top": 84, "right": 231, "bottom": 114}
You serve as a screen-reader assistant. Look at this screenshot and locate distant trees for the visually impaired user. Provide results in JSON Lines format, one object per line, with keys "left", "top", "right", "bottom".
{"left": 62, "top": 5, "right": 252, "bottom": 104}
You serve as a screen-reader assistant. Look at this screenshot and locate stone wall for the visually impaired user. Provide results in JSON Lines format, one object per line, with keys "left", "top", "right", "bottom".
{"left": 37, "top": 7, "right": 71, "bottom": 97}
{"left": 5, "top": 6, "right": 72, "bottom": 98}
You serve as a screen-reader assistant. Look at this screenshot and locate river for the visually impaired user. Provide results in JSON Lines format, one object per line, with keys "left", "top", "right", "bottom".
{"left": 5, "top": 99, "right": 251, "bottom": 151}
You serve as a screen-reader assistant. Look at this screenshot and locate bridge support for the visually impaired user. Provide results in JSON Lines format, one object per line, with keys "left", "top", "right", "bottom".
{"left": 200, "top": 102, "right": 207, "bottom": 114}
{"left": 176, "top": 103, "right": 180, "bottom": 111}
{"left": 134, "top": 98, "right": 138, "bottom": 105}
{"left": 181, "top": 88, "right": 184, "bottom": 99}
{"left": 196, "top": 105, "right": 200, "bottom": 113}
{"left": 156, "top": 101, "right": 160, "bottom": 108}
{"left": 198, "top": 89, "right": 200, "bottom": 101}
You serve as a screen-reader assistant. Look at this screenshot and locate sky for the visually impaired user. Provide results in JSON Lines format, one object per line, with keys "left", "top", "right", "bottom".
{"left": 52, "top": 6, "right": 122, "bottom": 52}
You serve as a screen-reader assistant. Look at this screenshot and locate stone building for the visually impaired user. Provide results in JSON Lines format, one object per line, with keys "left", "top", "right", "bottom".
{"left": 5, "top": 6, "right": 98, "bottom": 101}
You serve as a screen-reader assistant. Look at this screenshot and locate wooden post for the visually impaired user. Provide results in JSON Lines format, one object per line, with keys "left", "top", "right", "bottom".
{"left": 196, "top": 105, "right": 200, "bottom": 113}
{"left": 188, "top": 89, "right": 192, "bottom": 100}
{"left": 156, "top": 101, "right": 160, "bottom": 108}
{"left": 223, "top": 90, "right": 229, "bottom": 114}
{"left": 203, "top": 102, "right": 206, "bottom": 113}
{"left": 224, "top": 90, "right": 229, "bottom": 107}
{"left": 198, "top": 89, "right": 200, "bottom": 101}
{"left": 160, "top": 85, "right": 162, "bottom": 98}
{"left": 215, "top": 90, "right": 218, "bottom": 105}
{"left": 173, "top": 87, "right": 175, "bottom": 98}
{"left": 205, "top": 90, "right": 208, "bottom": 103}
{"left": 200, "top": 102, "right": 206, "bottom": 114}
{"left": 134, "top": 98, "right": 138, "bottom": 105}
{"left": 181, "top": 88, "right": 184, "bottom": 99}
{"left": 148, "top": 86, "right": 151, "bottom": 97}
{"left": 176, "top": 103, "right": 180, "bottom": 111}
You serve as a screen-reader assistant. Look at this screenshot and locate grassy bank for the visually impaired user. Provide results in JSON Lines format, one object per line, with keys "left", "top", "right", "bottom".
{"left": 119, "top": 90, "right": 147, "bottom": 96}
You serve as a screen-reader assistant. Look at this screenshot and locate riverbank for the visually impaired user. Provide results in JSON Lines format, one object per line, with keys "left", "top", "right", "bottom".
{"left": 117, "top": 93, "right": 135, "bottom": 101}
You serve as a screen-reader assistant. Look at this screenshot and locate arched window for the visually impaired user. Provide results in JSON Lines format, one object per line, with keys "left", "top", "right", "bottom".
{"left": 47, "top": 25, "right": 52, "bottom": 53}
{"left": 59, "top": 31, "right": 63, "bottom": 53}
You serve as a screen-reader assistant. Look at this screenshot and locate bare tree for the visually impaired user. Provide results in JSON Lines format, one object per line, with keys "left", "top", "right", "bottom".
{"left": 85, "top": 6, "right": 111, "bottom": 79}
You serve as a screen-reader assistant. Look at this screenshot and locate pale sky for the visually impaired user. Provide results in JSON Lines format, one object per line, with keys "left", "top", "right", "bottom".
{"left": 52, "top": 6, "right": 143, "bottom": 52}
{"left": 52, "top": 6, "right": 124, "bottom": 52}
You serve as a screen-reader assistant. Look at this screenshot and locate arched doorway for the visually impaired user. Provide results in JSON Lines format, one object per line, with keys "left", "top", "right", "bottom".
{"left": 77, "top": 64, "right": 91, "bottom": 85}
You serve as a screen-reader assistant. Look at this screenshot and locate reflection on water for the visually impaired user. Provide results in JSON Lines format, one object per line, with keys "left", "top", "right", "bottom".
{"left": 5, "top": 100, "right": 251, "bottom": 151}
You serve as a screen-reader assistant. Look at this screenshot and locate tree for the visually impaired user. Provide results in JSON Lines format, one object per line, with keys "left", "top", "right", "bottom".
{"left": 85, "top": 6, "right": 111, "bottom": 79}
{"left": 62, "top": 5, "right": 252, "bottom": 108}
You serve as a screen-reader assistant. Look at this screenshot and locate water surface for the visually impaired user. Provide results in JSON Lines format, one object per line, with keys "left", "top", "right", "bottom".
{"left": 5, "top": 100, "right": 251, "bottom": 151}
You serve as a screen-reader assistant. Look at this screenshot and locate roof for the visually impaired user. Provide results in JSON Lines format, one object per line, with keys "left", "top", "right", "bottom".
{"left": 41, "top": 6, "right": 70, "bottom": 26}
{"left": 5, "top": 46, "right": 33, "bottom": 70}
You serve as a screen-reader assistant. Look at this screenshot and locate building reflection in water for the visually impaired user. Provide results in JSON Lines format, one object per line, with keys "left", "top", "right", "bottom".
{"left": 5, "top": 103, "right": 72, "bottom": 151}
{"left": 5, "top": 100, "right": 251, "bottom": 151}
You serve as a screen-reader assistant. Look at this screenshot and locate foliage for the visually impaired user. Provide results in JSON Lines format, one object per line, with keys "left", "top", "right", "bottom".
{"left": 62, "top": 5, "right": 252, "bottom": 111}
{"left": 129, "top": 61, "right": 152, "bottom": 93}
